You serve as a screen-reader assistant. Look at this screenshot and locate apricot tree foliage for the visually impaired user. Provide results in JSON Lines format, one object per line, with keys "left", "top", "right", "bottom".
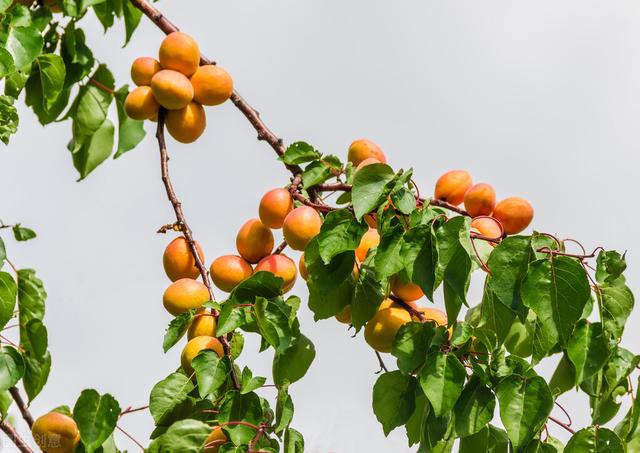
{"left": 0, "top": 0, "right": 639, "bottom": 452}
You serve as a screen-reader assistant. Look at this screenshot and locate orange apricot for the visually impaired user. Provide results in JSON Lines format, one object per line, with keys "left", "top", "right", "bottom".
{"left": 165, "top": 102, "right": 206, "bottom": 143}
{"left": 163, "top": 278, "right": 209, "bottom": 316}
{"left": 415, "top": 307, "right": 448, "bottom": 326}
{"left": 191, "top": 65, "right": 234, "bottom": 106}
{"left": 163, "top": 237, "right": 205, "bottom": 282}
{"left": 188, "top": 310, "right": 217, "bottom": 339}
{"left": 390, "top": 275, "right": 424, "bottom": 302}
{"left": 492, "top": 197, "right": 534, "bottom": 235}
{"left": 355, "top": 228, "right": 380, "bottom": 262}
{"left": 464, "top": 183, "right": 496, "bottom": 217}
{"left": 356, "top": 157, "right": 381, "bottom": 171}
{"left": 203, "top": 426, "right": 228, "bottom": 453}
{"left": 364, "top": 307, "right": 412, "bottom": 353}
{"left": 254, "top": 254, "right": 297, "bottom": 293}
{"left": 298, "top": 254, "right": 309, "bottom": 281}
{"left": 471, "top": 217, "right": 503, "bottom": 240}
{"left": 131, "top": 56, "right": 161, "bottom": 86}
{"left": 158, "top": 32, "right": 200, "bottom": 77}
{"left": 335, "top": 305, "right": 352, "bottom": 324}
{"left": 282, "top": 206, "right": 322, "bottom": 251}
{"left": 347, "top": 139, "right": 387, "bottom": 166}
{"left": 258, "top": 188, "right": 294, "bottom": 229}
{"left": 150, "top": 69, "right": 194, "bottom": 110}
{"left": 236, "top": 219, "right": 274, "bottom": 264}
{"left": 124, "top": 86, "right": 160, "bottom": 120}
{"left": 210, "top": 255, "right": 253, "bottom": 292}
{"left": 181, "top": 336, "right": 224, "bottom": 376}
{"left": 32, "top": 412, "right": 80, "bottom": 453}
{"left": 434, "top": 170, "right": 472, "bottom": 206}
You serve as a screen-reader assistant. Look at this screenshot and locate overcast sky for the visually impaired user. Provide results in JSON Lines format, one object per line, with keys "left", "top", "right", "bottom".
{"left": 2, "top": 1, "right": 640, "bottom": 452}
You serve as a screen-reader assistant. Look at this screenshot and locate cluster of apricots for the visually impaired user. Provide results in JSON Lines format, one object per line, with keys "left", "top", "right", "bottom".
{"left": 124, "top": 32, "right": 234, "bottom": 143}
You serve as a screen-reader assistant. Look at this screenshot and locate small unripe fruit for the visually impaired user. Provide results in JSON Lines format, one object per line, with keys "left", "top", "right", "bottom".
{"left": 32, "top": 412, "right": 80, "bottom": 453}
{"left": 204, "top": 426, "right": 228, "bottom": 453}
{"left": 210, "top": 255, "right": 253, "bottom": 292}
{"left": 163, "top": 278, "right": 209, "bottom": 316}
{"left": 390, "top": 275, "right": 424, "bottom": 302}
{"left": 434, "top": 170, "right": 472, "bottom": 206}
{"left": 347, "top": 139, "right": 387, "bottom": 166}
{"left": 471, "top": 217, "right": 503, "bottom": 240}
{"left": 188, "top": 310, "right": 217, "bottom": 339}
{"left": 150, "top": 69, "right": 194, "bottom": 110}
{"left": 492, "top": 197, "right": 534, "bottom": 235}
{"left": 259, "top": 188, "right": 294, "bottom": 229}
{"left": 364, "top": 307, "right": 412, "bottom": 353}
{"left": 356, "top": 157, "right": 381, "bottom": 171}
{"left": 131, "top": 57, "right": 161, "bottom": 86}
{"left": 282, "top": 206, "right": 322, "bottom": 251}
{"left": 159, "top": 32, "right": 200, "bottom": 77}
{"left": 236, "top": 219, "right": 274, "bottom": 264}
{"left": 165, "top": 102, "right": 206, "bottom": 143}
{"left": 255, "top": 254, "right": 297, "bottom": 293}
{"left": 415, "top": 307, "right": 448, "bottom": 326}
{"left": 355, "top": 229, "right": 380, "bottom": 262}
{"left": 124, "top": 86, "right": 160, "bottom": 120}
{"left": 299, "top": 254, "right": 309, "bottom": 281}
{"left": 163, "top": 237, "right": 204, "bottom": 282}
{"left": 191, "top": 65, "right": 234, "bottom": 106}
{"left": 464, "top": 183, "right": 496, "bottom": 217}
{"left": 181, "top": 335, "right": 224, "bottom": 376}
{"left": 335, "top": 305, "right": 352, "bottom": 324}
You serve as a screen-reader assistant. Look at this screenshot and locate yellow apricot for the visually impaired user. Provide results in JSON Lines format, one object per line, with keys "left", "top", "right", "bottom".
{"left": 434, "top": 170, "right": 472, "bottom": 206}
{"left": 188, "top": 310, "right": 217, "bottom": 339}
{"left": 203, "top": 426, "right": 228, "bottom": 453}
{"left": 163, "top": 278, "right": 209, "bottom": 316}
{"left": 471, "top": 217, "right": 503, "bottom": 241}
{"left": 414, "top": 307, "right": 448, "bottom": 326}
{"left": 282, "top": 206, "right": 322, "bottom": 251}
{"left": 159, "top": 32, "right": 200, "bottom": 77}
{"left": 356, "top": 157, "right": 381, "bottom": 171}
{"left": 335, "top": 305, "right": 352, "bottom": 324}
{"left": 347, "top": 139, "right": 387, "bottom": 167}
{"left": 210, "top": 255, "right": 253, "bottom": 292}
{"left": 492, "top": 197, "right": 534, "bottom": 235}
{"left": 355, "top": 229, "right": 380, "bottom": 262}
{"left": 299, "top": 254, "right": 309, "bottom": 281}
{"left": 32, "top": 412, "right": 80, "bottom": 453}
{"left": 464, "top": 183, "right": 496, "bottom": 218}
{"left": 124, "top": 86, "right": 160, "bottom": 120}
{"left": 150, "top": 69, "right": 194, "bottom": 110}
{"left": 163, "top": 237, "right": 205, "bottom": 282}
{"left": 181, "top": 336, "right": 224, "bottom": 376}
{"left": 191, "top": 65, "right": 234, "bottom": 106}
{"left": 390, "top": 275, "right": 424, "bottom": 302}
{"left": 236, "top": 219, "right": 274, "bottom": 264}
{"left": 131, "top": 57, "right": 161, "bottom": 86}
{"left": 254, "top": 254, "right": 297, "bottom": 293}
{"left": 364, "top": 307, "right": 412, "bottom": 353}
{"left": 165, "top": 102, "right": 207, "bottom": 143}
{"left": 259, "top": 188, "right": 294, "bottom": 229}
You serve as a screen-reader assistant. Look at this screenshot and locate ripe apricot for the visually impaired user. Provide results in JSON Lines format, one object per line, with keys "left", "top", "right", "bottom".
{"left": 255, "top": 254, "right": 297, "bottom": 293}
{"left": 415, "top": 307, "right": 448, "bottom": 326}
{"left": 236, "top": 219, "right": 274, "bottom": 263}
{"left": 204, "top": 426, "right": 228, "bottom": 453}
{"left": 150, "top": 69, "right": 194, "bottom": 110}
{"left": 492, "top": 197, "right": 534, "bottom": 235}
{"left": 282, "top": 206, "right": 322, "bottom": 251}
{"left": 181, "top": 336, "right": 224, "bottom": 376}
{"left": 335, "top": 305, "right": 352, "bottom": 324}
{"left": 464, "top": 183, "right": 496, "bottom": 217}
{"left": 32, "top": 412, "right": 80, "bottom": 453}
{"left": 390, "top": 275, "right": 424, "bottom": 302}
{"left": 364, "top": 307, "right": 412, "bottom": 353}
{"left": 434, "top": 170, "right": 472, "bottom": 206}
{"left": 259, "top": 188, "right": 294, "bottom": 229}
{"left": 191, "top": 65, "right": 234, "bottom": 106}
{"left": 347, "top": 139, "right": 387, "bottom": 166}
{"left": 165, "top": 102, "right": 206, "bottom": 143}
{"left": 298, "top": 254, "right": 309, "bottom": 281}
{"left": 163, "top": 278, "right": 209, "bottom": 316}
{"left": 210, "top": 255, "right": 253, "bottom": 292}
{"left": 188, "top": 310, "right": 217, "bottom": 339}
{"left": 163, "top": 237, "right": 205, "bottom": 282}
{"left": 124, "top": 86, "right": 160, "bottom": 120}
{"left": 159, "top": 32, "right": 200, "bottom": 77}
{"left": 131, "top": 57, "right": 161, "bottom": 86}
{"left": 356, "top": 157, "right": 381, "bottom": 171}
{"left": 471, "top": 217, "right": 503, "bottom": 240}
{"left": 355, "top": 229, "right": 380, "bottom": 262}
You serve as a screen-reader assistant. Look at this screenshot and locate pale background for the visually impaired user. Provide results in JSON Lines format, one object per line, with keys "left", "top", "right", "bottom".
{"left": 1, "top": 1, "right": 640, "bottom": 451}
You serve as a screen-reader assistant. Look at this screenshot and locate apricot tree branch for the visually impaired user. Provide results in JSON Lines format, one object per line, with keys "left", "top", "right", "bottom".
{"left": 289, "top": 176, "right": 336, "bottom": 213}
{"left": 547, "top": 415, "right": 576, "bottom": 435}
{"left": 0, "top": 418, "right": 33, "bottom": 453}
{"left": 9, "top": 387, "right": 33, "bottom": 428}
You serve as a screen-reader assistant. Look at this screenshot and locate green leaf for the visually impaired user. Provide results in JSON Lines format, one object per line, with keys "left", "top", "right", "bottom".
{"left": 12, "top": 225, "right": 36, "bottom": 242}
{"left": 390, "top": 187, "right": 416, "bottom": 215}
{"left": 61, "top": 22, "right": 95, "bottom": 84}
{"left": 192, "top": 351, "right": 230, "bottom": 398}
{"left": 616, "top": 377, "right": 640, "bottom": 442}
{"left": 496, "top": 375, "right": 553, "bottom": 451}
{"left": 0, "top": 48, "right": 15, "bottom": 79}
{"left": 162, "top": 311, "right": 193, "bottom": 353}
{"left": 419, "top": 353, "right": 466, "bottom": 417}
{"left": 453, "top": 377, "right": 496, "bottom": 438}
{"left": 6, "top": 26, "right": 43, "bottom": 69}
{"left": 565, "top": 426, "right": 625, "bottom": 453}
{"left": 487, "top": 236, "right": 533, "bottom": 311}
{"left": 522, "top": 440, "right": 558, "bottom": 453}
{"left": 352, "top": 163, "right": 395, "bottom": 220}
{"left": 218, "top": 391, "right": 263, "bottom": 445}
{"left": 316, "top": 210, "right": 367, "bottom": 264}
{"left": 599, "top": 283, "right": 634, "bottom": 340}
{"left": 254, "top": 297, "right": 295, "bottom": 353}
{"left": 405, "top": 392, "right": 427, "bottom": 446}
{"left": 372, "top": 370, "right": 417, "bottom": 436}
{"left": 18, "top": 269, "right": 46, "bottom": 324}
{"left": 374, "top": 223, "right": 405, "bottom": 279}
{"left": 73, "top": 389, "right": 120, "bottom": 453}
{"left": 0, "top": 390, "right": 12, "bottom": 419}
{"left": 272, "top": 334, "right": 315, "bottom": 385}
{"left": 0, "top": 272, "right": 17, "bottom": 330}
{"left": 21, "top": 319, "right": 48, "bottom": 359}
{"left": 34, "top": 54, "right": 65, "bottom": 107}
{"left": 71, "top": 118, "right": 115, "bottom": 180}
{"left": 0, "top": 96, "right": 19, "bottom": 144}
{"left": 114, "top": 85, "right": 145, "bottom": 158}
{"left": 281, "top": 141, "right": 321, "bottom": 165}
{"left": 401, "top": 223, "right": 438, "bottom": 300}
{"left": 0, "top": 347, "right": 24, "bottom": 391}
{"left": 122, "top": 0, "right": 142, "bottom": 45}
{"left": 150, "top": 419, "right": 210, "bottom": 453}
{"left": 549, "top": 354, "right": 577, "bottom": 396}
{"left": 0, "top": 238, "right": 5, "bottom": 265}
{"left": 301, "top": 160, "right": 333, "bottom": 188}
{"left": 420, "top": 406, "right": 450, "bottom": 450}
{"left": 284, "top": 428, "right": 304, "bottom": 453}
{"left": 70, "top": 65, "right": 114, "bottom": 139}
{"left": 476, "top": 284, "right": 517, "bottom": 350}
{"left": 596, "top": 250, "right": 627, "bottom": 284}
{"left": 350, "top": 255, "right": 387, "bottom": 330}
{"left": 0, "top": 0, "right": 12, "bottom": 14}
{"left": 567, "top": 320, "right": 610, "bottom": 385}
{"left": 392, "top": 321, "right": 438, "bottom": 374}
{"left": 149, "top": 372, "right": 194, "bottom": 426}
{"left": 275, "top": 385, "right": 294, "bottom": 434}
{"left": 239, "top": 366, "right": 265, "bottom": 395}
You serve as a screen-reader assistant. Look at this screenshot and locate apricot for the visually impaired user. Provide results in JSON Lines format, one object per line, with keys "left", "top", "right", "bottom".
{"left": 364, "top": 307, "right": 412, "bottom": 353}
{"left": 298, "top": 254, "right": 309, "bottom": 281}
{"left": 236, "top": 219, "right": 274, "bottom": 264}
{"left": 254, "top": 254, "right": 297, "bottom": 293}
{"left": 203, "top": 426, "right": 228, "bottom": 453}
{"left": 131, "top": 57, "right": 161, "bottom": 86}
{"left": 124, "top": 86, "right": 160, "bottom": 120}
{"left": 347, "top": 139, "right": 387, "bottom": 166}
{"left": 414, "top": 307, "right": 448, "bottom": 326}
{"left": 158, "top": 32, "right": 200, "bottom": 77}
{"left": 163, "top": 237, "right": 205, "bottom": 282}
{"left": 470, "top": 217, "right": 503, "bottom": 240}
{"left": 356, "top": 157, "right": 381, "bottom": 171}
{"left": 150, "top": 69, "right": 194, "bottom": 110}
{"left": 259, "top": 188, "right": 294, "bottom": 229}
{"left": 335, "top": 305, "right": 352, "bottom": 324}
{"left": 464, "top": 183, "right": 496, "bottom": 217}
{"left": 188, "top": 310, "right": 217, "bottom": 339}
{"left": 434, "top": 170, "right": 472, "bottom": 206}
{"left": 282, "top": 206, "right": 322, "bottom": 251}
{"left": 210, "top": 255, "right": 253, "bottom": 292}
{"left": 355, "top": 229, "right": 380, "bottom": 262}
{"left": 163, "top": 278, "right": 209, "bottom": 316}
{"left": 32, "top": 412, "right": 80, "bottom": 453}
{"left": 181, "top": 336, "right": 224, "bottom": 376}
{"left": 492, "top": 197, "right": 534, "bottom": 235}
{"left": 191, "top": 65, "right": 234, "bottom": 106}
{"left": 390, "top": 275, "right": 424, "bottom": 302}
{"left": 165, "top": 102, "right": 206, "bottom": 143}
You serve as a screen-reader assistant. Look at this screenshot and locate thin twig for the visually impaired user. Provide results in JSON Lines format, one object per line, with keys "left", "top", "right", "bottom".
{"left": 9, "top": 387, "right": 33, "bottom": 428}
{"left": 273, "top": 241, "right": 288, "bottom": 255}
{"left": 116, "top": 425, "right": 145, "bottom": 451}
{"left": 375, "top": 351, "right": 388, "bottom": 374}
{"left": 119, "top": 405, "right": 149, "bottom": 417}
{"left": 0, "top": 418, "right": 33, "bottom": 453}
{"left": 548, "top": 415, "right": 576, "bottom": 435}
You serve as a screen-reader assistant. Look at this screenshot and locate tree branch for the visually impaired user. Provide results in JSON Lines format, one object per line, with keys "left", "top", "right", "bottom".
{"left": 0, "top": 418, "right": 33, "bottom": 453}
{"left": 9, "top": 387, "right": 33, "bottom": 429}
